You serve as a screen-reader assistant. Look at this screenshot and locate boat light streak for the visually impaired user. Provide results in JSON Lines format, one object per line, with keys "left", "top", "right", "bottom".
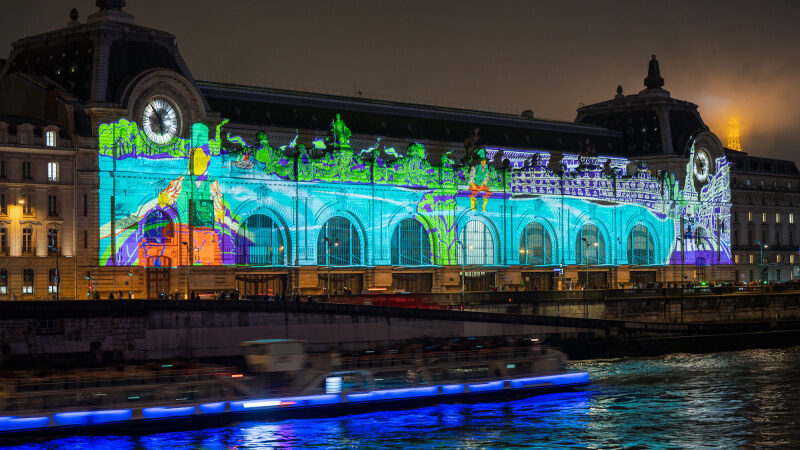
{"left": 242, "top": 400, "right": 296, "bottom": 409}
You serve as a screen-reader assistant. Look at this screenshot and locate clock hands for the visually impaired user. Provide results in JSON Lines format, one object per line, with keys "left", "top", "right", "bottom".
{"left": 155, "top": 109, "right": 166, "bottom": 134}
{"left": 143, "top": 99, "right": 178, "bottom": 143}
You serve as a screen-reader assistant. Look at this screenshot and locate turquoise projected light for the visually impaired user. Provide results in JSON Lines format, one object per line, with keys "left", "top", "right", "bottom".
{"left": 96, "top": 115, "right": 731, "bottom": 270}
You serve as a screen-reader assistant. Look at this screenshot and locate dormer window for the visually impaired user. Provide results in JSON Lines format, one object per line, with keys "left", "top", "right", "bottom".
{"left": 45, "top": 131, "right": 56, "bottom": 147}
{"left": 17, "top": 124, "right": 33, "bottom": 146}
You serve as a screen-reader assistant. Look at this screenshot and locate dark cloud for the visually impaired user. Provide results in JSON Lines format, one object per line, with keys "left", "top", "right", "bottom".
{"left": 3, "top": 0, "right": 799, "bottom": 162}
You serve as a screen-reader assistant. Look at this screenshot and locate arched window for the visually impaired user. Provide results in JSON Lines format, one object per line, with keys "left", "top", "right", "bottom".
{"left": 627, "top": 224, "right": 655, "bottom": 265}
{"left": 143, "top": 210, "right": 173, "bottom": 243}
{"left": 459, "top": 220, "right": 495, "bottom": 265}
{"left": 520, "top": 222, "right": 552, "bottom": 265}
{"left": 318, "top": 216, "right": 362, "bottom": 266}
{"left": 236, "top": 214, "right": 285, "bottom": 266}
{"left": 391, "top": 218, "right": 431, "bottom": 265}
{"left": 576, "top": 223, "right": 605, "bottom": 264}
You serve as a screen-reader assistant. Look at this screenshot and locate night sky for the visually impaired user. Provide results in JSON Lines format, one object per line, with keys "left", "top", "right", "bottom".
{"left": 2, "top": 0, "right": 799, "bottom": 163}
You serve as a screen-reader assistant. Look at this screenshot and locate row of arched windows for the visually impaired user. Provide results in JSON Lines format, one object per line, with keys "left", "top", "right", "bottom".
{"left": 141, "top": 210, "right": 658, "bottom": 267}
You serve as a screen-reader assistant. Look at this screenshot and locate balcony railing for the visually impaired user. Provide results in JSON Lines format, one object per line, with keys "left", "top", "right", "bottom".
{"left": 21, "top": 247, "right": 36, "bottom": 256}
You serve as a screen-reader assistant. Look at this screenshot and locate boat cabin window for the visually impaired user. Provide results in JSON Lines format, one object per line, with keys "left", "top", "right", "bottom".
{"left": 429, "top": 366, "right": 490, "bottom": 382}
{"left": 270, "top": 342, "right": 304, "bottom": 355}
{"left": 374, "top": 370, "right": 417, "bottom": 388}
{"left": 243, "top": 341, "right": 304, "bottom": 356}
{"left": 504, "top": 361, "right": 532, "bottom": 376}
{"left": 324, "top": 372, "right": 370, "bottom": 393}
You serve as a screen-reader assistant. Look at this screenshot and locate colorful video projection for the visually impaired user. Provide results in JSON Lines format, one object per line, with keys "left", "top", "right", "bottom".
{"left": 98, "top": 116, "right": 731, "bottom": 269}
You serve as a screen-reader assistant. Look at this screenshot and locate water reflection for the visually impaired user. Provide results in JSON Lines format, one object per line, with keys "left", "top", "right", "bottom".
{"left": 5, "top": 347, "right": 799, "bottom": 449}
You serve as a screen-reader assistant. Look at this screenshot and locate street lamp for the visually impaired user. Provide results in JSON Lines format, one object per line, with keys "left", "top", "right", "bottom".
{"left": 676, "top": 236, "right": 685, "bottom": 290}
{"left": 582, "top": 238, "right": 597, "bottom": 319}
{"left": 456, "top": 239, "right": 466, "bottom": 309}
{"left": 48, "top": 234, "right": 59, "bottom": 301}
{"left": 755, "top": 240, "right": 768, "bottom": 285}
{"left": 323, "top": 237, "right": 339, "bottom": 302}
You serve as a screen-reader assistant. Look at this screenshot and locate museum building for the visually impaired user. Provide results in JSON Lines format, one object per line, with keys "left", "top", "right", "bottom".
{"left": 0, "top": 1, "right": 795, "bottom": 299}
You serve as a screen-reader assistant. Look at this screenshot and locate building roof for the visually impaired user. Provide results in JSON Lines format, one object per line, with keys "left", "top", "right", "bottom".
{"left": 200, "top": 81, "right": 623, "bottom": 156}
{"left": 725, "top": 149, "right": 799, "bottom": 174}
{"left": 575, "top": 56, "right": 709, "bottom": 158}
{"left": 0, "top": 2, "right": 194, "bottom": 104}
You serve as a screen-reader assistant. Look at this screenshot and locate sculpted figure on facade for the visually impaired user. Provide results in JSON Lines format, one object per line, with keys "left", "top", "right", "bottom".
{"left": 329, "top": 113, "right": 352, "bottom": 149}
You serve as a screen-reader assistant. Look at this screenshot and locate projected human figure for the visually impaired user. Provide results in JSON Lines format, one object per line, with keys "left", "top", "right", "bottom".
{"left": 468, "top": 148, "right": 492, "bottom": 211}
{"left": 143, "top": 123, "right": 228, "bottom": 266}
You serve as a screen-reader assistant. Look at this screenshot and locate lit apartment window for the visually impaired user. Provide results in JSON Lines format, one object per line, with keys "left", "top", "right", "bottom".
{"left": 22, "top": 269, "right": 34, "bottom": 294}
{"left": 747, "top": 211, "right": 752, "bottom": 222}
{"left": 776, "top": 213, "right": 781, "bottom": 223}
{"left": 776, "top": 254, "right": 782, "bottom": 263}
{"left": 791, "top": 213, "right": 795, "bottom": 224}
{"left": 748, "top": 254, "right": 754, "bottom": 264}
{"left": 734, "top": 254, "right": 740, "bottom": 264}
{"left": 0, "top": 269, "right": 6, "bottom": 294}
{"left": 762, "top": 212, "right": 767, "bottom": 223}
{"left": 48, "top": 268, "right": 58, "bottom": 293}
{"left": 47, "top": 162, "right": 59, "bottom": 182}
{"left": 22, "top": 161, "right": 32, "bottom": 179}
{"left": 773, "top": 181, "right": 777, "bottom": 188}
{"left": 791, "top": 254, "right": 796, "bottom": 264}
{"left": 745, "top": 179, "right": 751, "bottom": 186}
{"left": 47, "top": 228, "right": 59, "bottom": 255}
{"left": 45, "top": 131, "right": 56, "bottom": 147}
{"left": 760, "top": 179, "right": 765, "bottom": 187}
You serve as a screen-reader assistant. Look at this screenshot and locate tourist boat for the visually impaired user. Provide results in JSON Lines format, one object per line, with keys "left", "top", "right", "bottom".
{"left": 0, "top": 338, "right": 589, "bottom": 440}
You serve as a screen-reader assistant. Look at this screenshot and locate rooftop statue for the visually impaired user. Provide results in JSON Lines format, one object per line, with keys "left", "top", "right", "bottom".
{"left": 644, "top": 54, "right": 665, "bottom": 89}
{"left": 329, "top": 113, "right": 351, "bottom": 149}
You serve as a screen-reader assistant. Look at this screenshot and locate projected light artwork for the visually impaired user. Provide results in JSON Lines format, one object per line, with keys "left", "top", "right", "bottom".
{"left": 98, "top": 115, "right": 731, "bottom": 269}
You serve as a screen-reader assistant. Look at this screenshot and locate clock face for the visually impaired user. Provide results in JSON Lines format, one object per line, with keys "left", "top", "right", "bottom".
{"left": 694, "top": 148, "right": 711, "bottom": 183}
{"left": 141, "top": 98, "right": 179, "bottom": 144}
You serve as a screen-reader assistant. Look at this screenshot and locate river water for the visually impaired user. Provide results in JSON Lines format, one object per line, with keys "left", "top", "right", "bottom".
{"left": 7, "top": 346, "right": 800, "bottom": 449}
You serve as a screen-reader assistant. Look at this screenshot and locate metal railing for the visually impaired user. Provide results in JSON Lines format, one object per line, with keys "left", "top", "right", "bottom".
{"left": 339, "top": 347, "right": 547, "bottom": 370}
{"left": 2, "top": 366, "right": 235, "bottom": 395}
{"left": 0, "top": 367, "right": 240, "bottom": 414}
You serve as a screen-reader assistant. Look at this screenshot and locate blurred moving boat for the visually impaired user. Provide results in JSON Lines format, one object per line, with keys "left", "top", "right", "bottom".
{"left": 0, "top": 339, "right": 589, "bottom": 440}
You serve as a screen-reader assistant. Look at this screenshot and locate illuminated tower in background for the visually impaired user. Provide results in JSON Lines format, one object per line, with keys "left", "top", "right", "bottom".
{"left": 727, "top": 118, "right": 742, "bottom": 151}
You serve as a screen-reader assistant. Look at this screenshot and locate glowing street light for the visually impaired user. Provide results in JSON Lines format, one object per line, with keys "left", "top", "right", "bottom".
{"left": 755, "top": 240, "right": 768, "bottom": 284}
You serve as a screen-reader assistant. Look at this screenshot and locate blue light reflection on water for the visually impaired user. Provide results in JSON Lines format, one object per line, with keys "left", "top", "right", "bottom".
{"left": 5, "top": 346, "right": 800, "bottom": 449}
